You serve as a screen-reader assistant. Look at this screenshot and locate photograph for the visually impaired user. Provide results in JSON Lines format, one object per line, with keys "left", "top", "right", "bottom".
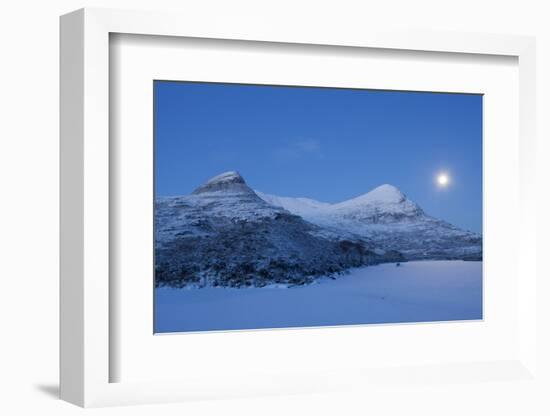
{"left": 153, "top": 80, "right": 483, "bottom": 333}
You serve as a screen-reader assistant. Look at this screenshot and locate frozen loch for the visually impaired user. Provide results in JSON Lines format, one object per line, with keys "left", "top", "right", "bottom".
{"left": 155, "top": 260, "right": 482, "bottom": 333}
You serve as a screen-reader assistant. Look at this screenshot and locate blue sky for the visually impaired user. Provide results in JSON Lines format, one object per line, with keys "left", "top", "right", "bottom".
{"left": 155, "top": 81, "right": 482, "bottom": 233}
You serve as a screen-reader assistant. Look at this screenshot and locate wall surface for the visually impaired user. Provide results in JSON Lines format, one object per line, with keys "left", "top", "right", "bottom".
{"left": 0, "top": 1, "right": 548, "bottom": 415}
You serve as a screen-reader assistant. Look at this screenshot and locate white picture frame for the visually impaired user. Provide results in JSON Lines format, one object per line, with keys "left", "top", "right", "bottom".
{"left": 60, "top": 7, "right": 538, "bottom": 407}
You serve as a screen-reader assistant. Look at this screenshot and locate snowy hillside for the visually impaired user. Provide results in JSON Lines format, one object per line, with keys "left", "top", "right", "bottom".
{"left": 255, "top": 191, "right": 331, "bottom": 218}
{"left": 155, "top": 172, "right": 403, "bottom": 288}
{"left": 257, "top": 184, "right": 482, "bottom": 260}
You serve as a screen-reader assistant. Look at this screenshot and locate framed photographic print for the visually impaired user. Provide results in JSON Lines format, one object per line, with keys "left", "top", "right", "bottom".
{"left": 60, "top": 8, "right": 538, "bottom": 408}
{"left": 153, "top": 81, "right": 483, "bottom": 334}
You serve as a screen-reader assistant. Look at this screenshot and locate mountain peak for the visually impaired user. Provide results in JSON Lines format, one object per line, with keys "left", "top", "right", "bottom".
{"left": 192, "top": 171, "right": 253, "bottom": 195}
{"left": 333, "top": 184, "right": 406, "bottom": 208}
{"left": 328, "top": 183, "right": 424, "bottom": 222}
{"left": 207, "top": 171, "right": 245, "bottom": 185}
{"left": 365, "top": 184, "right": 406, "bottom": 203}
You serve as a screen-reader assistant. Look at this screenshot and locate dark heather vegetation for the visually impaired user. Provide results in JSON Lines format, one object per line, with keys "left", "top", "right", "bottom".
{"left": 155, "top": 211, "right": 404, "bottom": 288}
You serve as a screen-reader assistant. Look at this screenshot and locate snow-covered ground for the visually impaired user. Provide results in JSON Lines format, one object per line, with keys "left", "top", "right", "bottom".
{"left": 155, "top": 260, "right": 482, "bottom": 333}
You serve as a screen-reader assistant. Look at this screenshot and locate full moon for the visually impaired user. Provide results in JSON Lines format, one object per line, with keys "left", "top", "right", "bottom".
{"left": 437, "top": 173, "right": 450, "bottom": 187}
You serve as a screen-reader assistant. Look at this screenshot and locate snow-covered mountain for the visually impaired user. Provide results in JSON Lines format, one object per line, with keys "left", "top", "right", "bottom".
{"left": 156, "top": 171, "right": 481, "bottom": 288}
{"left": 155, "top": 172, "right": 402, "bottom": 288}
{"left": 257, "top": 184, "right": 423, "bottom": 223}
{"left": 257, "top": 184, "right": 482, "bottom": 261}
{"left": 331, "top": 184, "right": 425, "bottom": 222}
